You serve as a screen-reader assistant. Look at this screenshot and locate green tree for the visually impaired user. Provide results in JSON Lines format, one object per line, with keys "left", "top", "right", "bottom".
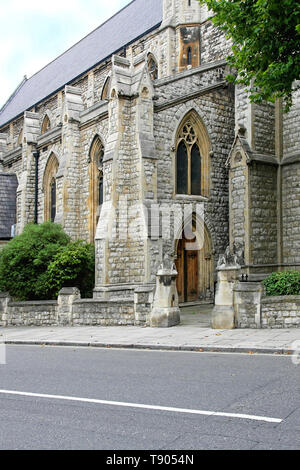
{"left": 199, "top": 0, "right": 300, "bottom": 111}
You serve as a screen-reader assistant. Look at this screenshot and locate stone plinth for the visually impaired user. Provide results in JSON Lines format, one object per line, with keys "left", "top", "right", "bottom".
{"left": 150, "top": 261, "right": 180, "bottom": 328}
{"left": 211, "top": 265, "right": 240, "bottom": 329}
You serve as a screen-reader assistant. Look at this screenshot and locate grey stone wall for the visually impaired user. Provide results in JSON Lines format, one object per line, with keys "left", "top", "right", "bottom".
{"left": 283, "top": 88, "right": 300, "bottom": 156}
{"left": 200, "top": 21, "right": 232, "bottom": 64}
{"left": 229, "top": 160, "right": 247, "bottom": 254}
{"left": 0, "top": 288, "right": 153, "bottom": 327}
{"left": 261, "top": 296, "right": 300, "bottom": 328}
{"left": 253, "top": 102, "right": 275, "bottom": 155}
{"left": 249, "top": 162, "right": 277, "bottom": 265}
{"left": 2, "top": 300, "right": 57, "bottom": 326}
{"left": 72, "top": 300, "right": 135, "bottom": 326}
{"left": 282, "top": 162, "right": 300, "bottom": 265}
{"left": 233, "top": 283, "right": 300, "bottom": 329}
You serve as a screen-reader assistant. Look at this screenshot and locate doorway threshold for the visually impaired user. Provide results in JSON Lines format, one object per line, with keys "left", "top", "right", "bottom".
{"left": 179, "top": 301, "right": 214, "bottom": 308}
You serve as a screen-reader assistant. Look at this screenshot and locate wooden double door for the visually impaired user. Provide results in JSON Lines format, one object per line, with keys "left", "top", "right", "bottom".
{"left": 175, "top": 235, "right": 199, "bottom": 303}
{"left": 175, "top": 231, "right": 214, "bottom": 304}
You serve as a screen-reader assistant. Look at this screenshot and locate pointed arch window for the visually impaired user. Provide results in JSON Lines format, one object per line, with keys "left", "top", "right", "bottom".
{"left": 176, "top": 114, "right": 210, "bottom": 197}
{"left": 50, "top": 178, "right": 56, "bottom": 222}
{"left": 43, "top": 153, "right": 59, "bottom": 222}
{"left": 187, "top": 47, "right": 192, "bottom": 66}
{"left": 17, "top": 128, "right": 23, "bottom": 147}
{"left": 147, "top": 54, "right": 158, "bottom": 81}
{"left": 89, "top": 136, "right": 105, "bottom": 241}
{"left": 41, "top": 115, "right": 51, "bottom": 134}
{"left": 101, "top": 77, "right": 111, "bottom": 101}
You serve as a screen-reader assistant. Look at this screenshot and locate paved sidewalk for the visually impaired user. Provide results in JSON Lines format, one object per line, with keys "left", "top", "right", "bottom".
{"left": 1, "top": 307, "right": 300, "bottom": 355}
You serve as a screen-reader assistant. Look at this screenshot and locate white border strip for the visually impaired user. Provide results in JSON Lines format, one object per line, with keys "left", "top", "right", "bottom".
{"left": 0, "top": 389, "right": 282, "bottom": 423}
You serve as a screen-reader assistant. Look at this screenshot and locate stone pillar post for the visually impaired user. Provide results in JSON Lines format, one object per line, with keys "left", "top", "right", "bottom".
{"left": 0, "top": 292, "right": 11, "bottom": 327}
{"left": 211, "top": 247, "right": 241, "bottom": 329}
{"left": 134, "top": 285, "right": 154, "bottom": 326}
{"left": 57, "top": 287, "right": 81, "bottom": 326}
{"left": 233, "top": 282, "right": 263, "bottom": 328}
{"left": 150, "top": 255, "right": 180, "bottom": 328}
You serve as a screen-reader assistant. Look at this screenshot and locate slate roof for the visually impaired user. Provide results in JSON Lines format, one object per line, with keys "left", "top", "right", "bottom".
{"left": 0, "top": 0, "right": 163, "bottom": 128}
{"left": 0, "top": 173, "right": 18, "bottom": 239}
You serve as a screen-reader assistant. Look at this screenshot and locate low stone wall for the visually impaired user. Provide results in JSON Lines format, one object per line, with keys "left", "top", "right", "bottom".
{"left": 233, "top": 283, "right": 300, "bottom": 329}
{"left": 4, "top": 301, "right": 57, "bottom": 326}
{"left": 261, "top": 296, "right": 300, "bottom": 328}
{"left": 72, "top": 300, "right": 135, "bottom": 326}
{"left": 0, "top": 286, "right": 154, "bottom": 327}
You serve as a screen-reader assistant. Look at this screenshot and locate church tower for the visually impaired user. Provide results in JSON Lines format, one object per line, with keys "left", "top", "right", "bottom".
{"left": 160, "top": 0, "right": 208, "bottom": 74}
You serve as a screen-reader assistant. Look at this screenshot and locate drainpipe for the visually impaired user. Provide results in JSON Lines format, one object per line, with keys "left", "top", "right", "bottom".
{"left": 32, "top": 149, "right": 40, "bottom": 224}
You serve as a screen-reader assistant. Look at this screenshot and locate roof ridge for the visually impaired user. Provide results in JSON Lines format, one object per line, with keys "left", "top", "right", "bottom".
{"left": 0, "top": 0, "right": 163, "bottom": 127}
{"left": 0, "top": 76, "right": 27, "bottom": 114}
{"left": 18, "top": 0, "right": 136, "bottom": 85}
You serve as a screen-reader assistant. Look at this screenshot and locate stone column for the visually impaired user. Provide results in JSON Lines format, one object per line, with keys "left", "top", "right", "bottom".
{"left": 150, "top": 255, "right": 180, "bottom": 328}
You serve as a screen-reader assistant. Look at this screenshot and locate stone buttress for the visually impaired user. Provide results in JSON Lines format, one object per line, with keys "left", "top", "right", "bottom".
{"left": 94, "top": 54, "right": 159, "bottom": 300}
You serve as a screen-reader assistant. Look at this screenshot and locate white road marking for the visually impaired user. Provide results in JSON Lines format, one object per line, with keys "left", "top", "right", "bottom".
{"left": 0, "top": 389, "right": 282, "bottom": 423}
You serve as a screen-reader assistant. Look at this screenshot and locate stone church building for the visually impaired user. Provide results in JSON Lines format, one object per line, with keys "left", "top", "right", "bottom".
{"left": 0, "top": 0, "right": 299, "bottom": 324}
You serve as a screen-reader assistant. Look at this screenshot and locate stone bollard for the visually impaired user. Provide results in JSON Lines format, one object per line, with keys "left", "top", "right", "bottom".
{"left": 57, "top": 287, "right": 81, "bottom": 326}
{"left": 211, "top": 266, "right": 241, "bottom": 329}
{"left": 150, "top": 256, "right": 180, "bottom": 328}
{"left": 0, "top": 292, "right": 11, "bottom": 327}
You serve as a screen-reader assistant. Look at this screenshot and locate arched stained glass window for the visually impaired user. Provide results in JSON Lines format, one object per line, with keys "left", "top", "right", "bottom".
{"left": 50, "top": 178, "right": 56, "bottom": 222}
{"left": 176, "top": 141, "right": 188, "bottom": 194}
{"left": 89, "top": 136, "right": 104, "bottom": 242}
{"left": 41, "top": 115, "right": 51, "bottom": 134}
{"left": 101, "top": 77, "right": 111, "bottom": 100}
{"left": 187, "top": 47, "right": 192, "bottom": 66}
{"left": 176, "top": 116, "right": 206, "bottom": 196}
{"left": 191, "top": 144, "right": 201, "bottom": 195}
{"left": 43, "top": 153, "right": 59, "bottom": 222}
{"left": 147, "top": 54, "right": 158, "bottom": 81}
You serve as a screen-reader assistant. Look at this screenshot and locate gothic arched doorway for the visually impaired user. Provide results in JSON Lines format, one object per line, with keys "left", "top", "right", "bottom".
{"left": 175, "top": 225, "right": 214, "bottom": 304}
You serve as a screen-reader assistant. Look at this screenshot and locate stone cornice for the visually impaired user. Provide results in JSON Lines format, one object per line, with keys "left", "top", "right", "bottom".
{"left": 154, "top": 60, "right": 227, "bottom": 89}
{"left": 154, "top": 81, "right": 227, "bottom": 112}
{"left": 80, "top": 101, "right": 108, "bottom": 127}
{"left": 281, "top": 152, "right": 300, "bottom": 166}
{"left": 248, "top": 153, "right": 278, "bottom": 166}
{"left": 37, "top": 125, "right": 62, "bottom": 148}
{"left": 2, "top": 146, "right": 22, "bottom": 165}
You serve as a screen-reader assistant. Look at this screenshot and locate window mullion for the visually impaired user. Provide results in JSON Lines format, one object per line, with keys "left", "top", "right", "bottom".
{"left": 188, "top": 146, "right": 191, "bottom": 195}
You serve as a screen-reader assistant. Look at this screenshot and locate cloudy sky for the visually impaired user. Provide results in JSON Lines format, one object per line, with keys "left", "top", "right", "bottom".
{"left": 0, "top": 0, "right": 130, "bottom": 108}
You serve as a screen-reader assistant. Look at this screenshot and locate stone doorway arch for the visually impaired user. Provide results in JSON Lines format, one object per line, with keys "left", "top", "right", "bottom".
{"left": 175, "top": 222, "right": 214, "bottom": 304}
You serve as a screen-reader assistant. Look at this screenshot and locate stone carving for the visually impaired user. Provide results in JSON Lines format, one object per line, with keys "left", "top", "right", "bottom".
{"left": 159, "top": 251, "right": 176, "bottom": 272}
{"left": 217, "top": 243, "right": 244, "bottom": 268}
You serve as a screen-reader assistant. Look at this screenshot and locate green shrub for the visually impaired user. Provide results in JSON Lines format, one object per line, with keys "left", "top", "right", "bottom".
{"left": 0, "top": 223, "right": 95, "bottom": 300}
{"left": 40, "top": 241, "right": 95, "bottom": 299}
{"left": 0, "top": 222, "right": 70, "bottom": 300}
{"left": 262, "top": 271, "right": 300, "bottom": 297}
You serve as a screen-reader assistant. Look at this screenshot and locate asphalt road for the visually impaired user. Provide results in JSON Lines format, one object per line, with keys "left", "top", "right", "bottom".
{"left": 0, "top": 345, "right": 299, "bottom": 450}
